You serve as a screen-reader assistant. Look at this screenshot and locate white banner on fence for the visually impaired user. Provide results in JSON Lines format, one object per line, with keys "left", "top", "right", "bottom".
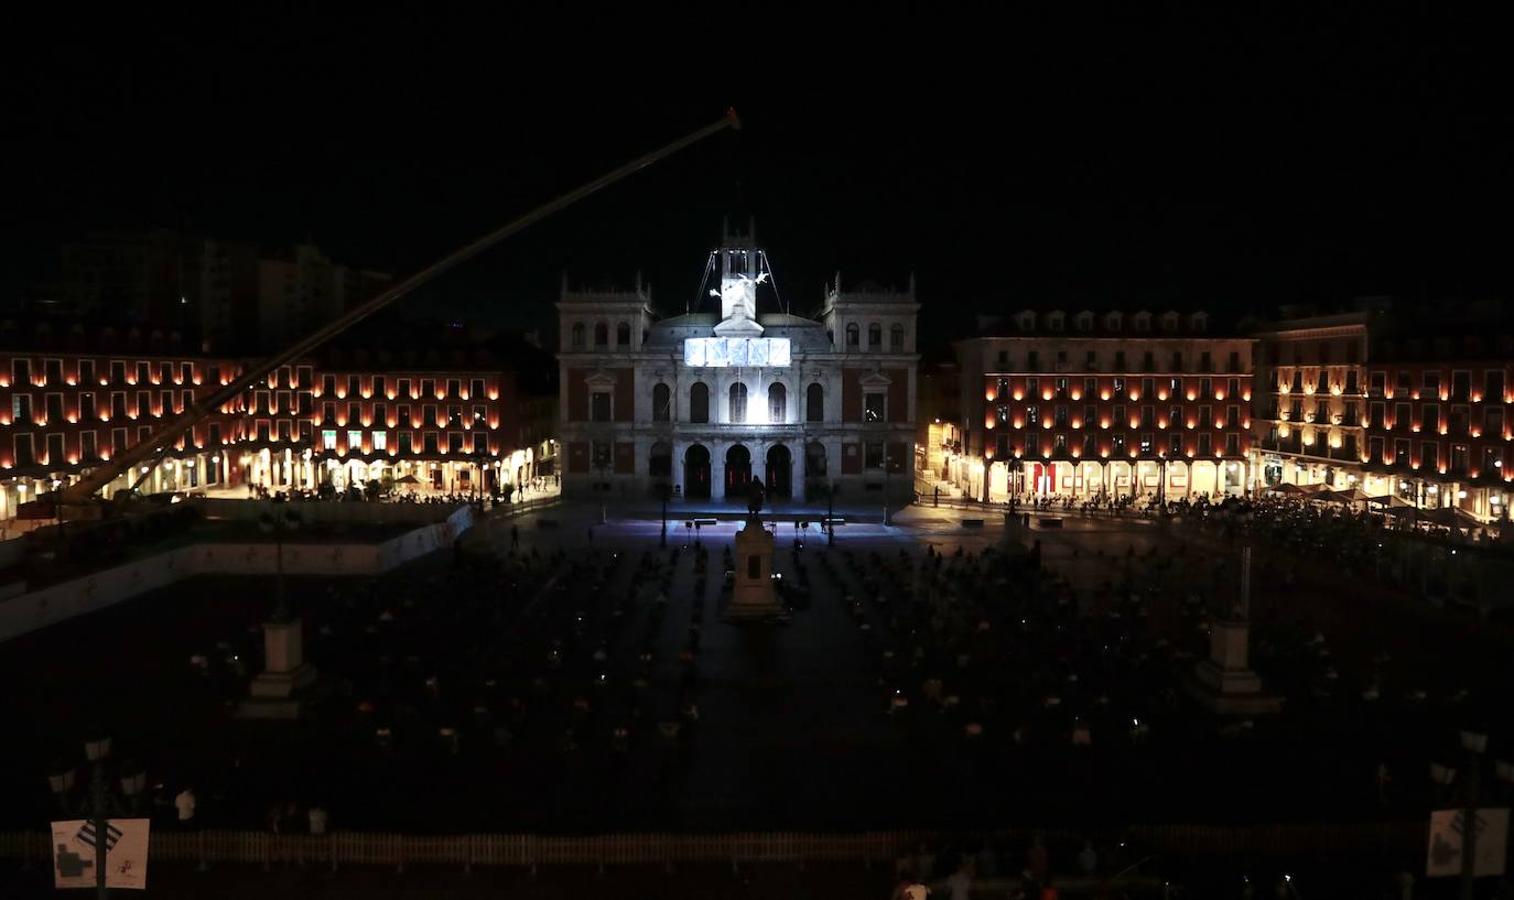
{"left": 1427, "top": 808, "right": 1508, "bottom": 877}
{"left": 51, "top": 818, "right": 150, "bottom": 890}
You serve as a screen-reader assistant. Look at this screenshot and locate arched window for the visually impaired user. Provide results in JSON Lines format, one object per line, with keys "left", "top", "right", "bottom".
{"left": 616, "top": 322, "right": 631, "bottom": 347}
{"left": 890, "top": 323, "right": 904, "bottom": 351}
{"left": 806, "top": 383, "right": 824, "bottom": 422}
{"left": 593, "top": 323, "right": 608, "bottom": 347}
{"left": 652, "top": 383, "right": 671, "bottom": 422}
{"left": 868, "top": 323, "right": 881, "bottom": 349}
{"left": 767, "top": 382, "right": 786, "bottom": 424}
{"left": 729, "top": 382, "right": 748, "bottom": 424}
{"left": 571, "top": 322, "right": 585, "bottom": 348}
{"left": 689, "top": 382, "right": 709, "bottom": 423}
{"left": 845, "top": 323, "right": 859, "bottom": 348}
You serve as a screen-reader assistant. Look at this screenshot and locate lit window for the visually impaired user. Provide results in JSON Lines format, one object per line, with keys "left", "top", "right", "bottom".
{"left": 864, "top": 392, "right": 885, "bottom": 423}
{"left": 348, "top": 430, "right": 362, "bottom": 448}
{"left": 372, "top": 431, "right": 387, "bottom": 451}
{"left": 322, "top": 429, "right": 337, "bottom": 450}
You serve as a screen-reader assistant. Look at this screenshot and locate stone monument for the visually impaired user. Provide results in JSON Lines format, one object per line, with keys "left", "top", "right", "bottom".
{"left": 1188, "top": 547, "right": 1283, "bottom": 715}
{"left": 727, "top": 517, "right": 782, "bottom": 620}
{"left": 238, "top": 618, "right": 318, "bottom": 719}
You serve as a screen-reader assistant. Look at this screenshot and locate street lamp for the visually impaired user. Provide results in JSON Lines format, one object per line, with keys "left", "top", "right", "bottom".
{"left": 1428, "top": 729, "right": 1514, "bottom": 899}
{"left": 827, "top": 480, "right": 838, "bottom": 545}
{"left": 48, "top": 736, "right": 146, "bottom": 899}
{"left": 258, "top": 509, "right": 304, "bottom": 623}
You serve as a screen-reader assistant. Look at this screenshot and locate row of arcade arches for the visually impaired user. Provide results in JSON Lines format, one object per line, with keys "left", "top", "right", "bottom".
{"left": 649, "top": 441, "right": 827, "bottom": 500}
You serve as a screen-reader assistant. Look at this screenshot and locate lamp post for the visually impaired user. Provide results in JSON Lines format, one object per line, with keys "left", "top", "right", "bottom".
{"left": 657, "top": 482, "right": 671, "bottom": 548}
{"left": 48, "top": 736, "right": 146, "bottom": 900}
{"left": 827, "top": 481, "right": 837, "bottom": 545}
{"left": 1429, "top": 729, "right": 1514, "bottom": 900}
{"left": 259, "top": 509, "right": 304, "bottom": 623}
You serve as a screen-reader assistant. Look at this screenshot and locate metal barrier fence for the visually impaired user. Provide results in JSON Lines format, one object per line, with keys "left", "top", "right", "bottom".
{"left": 0, "top": 822, "right": 1425, "bottom": 871}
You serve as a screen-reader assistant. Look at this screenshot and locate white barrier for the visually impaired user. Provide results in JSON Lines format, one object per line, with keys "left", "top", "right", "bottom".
{"left": 0, "top": 505, "right": 473, "bottom": 643}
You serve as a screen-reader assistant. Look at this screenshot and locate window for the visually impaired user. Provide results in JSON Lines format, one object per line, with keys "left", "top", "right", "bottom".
{"left": 1450, "top": 443, "right": 1469, "bottom": 474}
{"left": 1368, "top": 436, "right": 1384, "bottom": 462}
{"left": 806, "top": 383, "right": 824, "bottom": 422}
{"left": 11, "top": 358, "right": 32, "bottom": 385}
{"left": 1423, "top": 404, "right": 1440, "bottom": 433}
{"left": 1225, "top": 434, "right": 1239, "bottom": 456}
{"left": 1200, "top": 377, "right": 1212, "bottom": 398}
{"left": 373, "top": 431, "right": 387, "bottom": 451}
{"left": 1488, "top": 370, "right": 1506, "bottom": 402}
{"left": 591, "top": 441, "right": 612, "bottom": 469}
{"left": 845, "top": 323, "right": 859, "bottom": 348}
{"left": 1084, "top": 405, "right": 1096, "bottom": 426}
{"left": 890, "top": 323, "right": 904, "bottom": 351}
{"left": 81, "top": 431, "right": 98, "bottom": 462}
{"left": 1111, "top": 433, "right": 1126, "bottom": 454}
{"left": 110, "top": 360, "right": 127, "bottom": 384}
{"left": 1114, "top": 350, "right": 1126, "bottom": 370}
{"left": 322, "top": 429, "right": 337, "bottom": 450}
{"left": 1054, "top": 433, "right": 1068, "bottom": 454}
{"left": 1197, "top": 433, "right": 1212, "bottom": 456}
{"left": 1369, "top": 372, "right": 1386, "bottom": 397}
{"left": 347, "top": 429, "right": 362, "bottom": 449}
{"left": 571, "top": 323, "right": 585, "bottom": 348}
{"left": 470, "top": 378, "right": 485, "bottom": 400}
{"left": 864, "top": 392, "right": 885, "bottom": 423}
{"left": 1028, "top": 351, "right": 1040, "bottom": 370}
{"left": 768, "top": 382, "right": 786, "bottom": 423}
{"left": 11, "top": 394, "right": 31, "bottom": 424}
{"left": 397, "top": 378, "right": 412, "bottom": 399}
{"left": 1228, "top": 405, "right": 1240, "bottom": 427}
{"left": 591, "top": 392, "right": 612, "bottom": 422}
{"left": 997, "top": 350, "right": 1009, "bottom": 367}
{"left": 729, "top": 382, "right": 748, "bottom": 424}
{"left": 445, "top": 379, "right": 459, "bottom": 399}
{"left": 1139, "top": 433, "right": 1153, "bottom": 454}
{"left": 594, "top": 323, "right": 608, "bottom": 347}
{"left": 1141, "top": 378, "right": 1155, "bottom": 399}
{"left": 1055, "top": 377, "right": 1068, "bottom": 397}
{"left": 12, "top": 434, "right": 33, "bottom": 466}
{"left": 1169, "top": 433, "right": 1183, "bottom": 455}
{"left": 136, "top": 362, "right": 150, "bottom": 385}
{"left": 1451, "top": 371, "right": 1470, "bottom": 401}
{"left": 1487, "top": 407, "right": 1505, "bottom": 438}
{"left": 1314, "top": 400, "right": 1329, "bottom": 423}
{"left": 136, "top": 391, "right": 150, "bottom": 418}
{"left": 1170, "top": 405, "right": 1182, "bottom": 426}
{"left": 690, "top": 382, "right": 709, "bottom": 423}
{"left": 867, "top": 323, "right": 881, "bottom": 349}
{"left": 1055, "top": 405, "right": 1068, "bottom": 427}
{"left": 1200, "top": 351, "right": 1212, "bottom": 372}
{"left": 1393, "top": 439, "right": 1411, "bottom": 466}
{"left": 1199, "top": 406, "right": 1212, "bottom": 428}
{"left": 1114, "top": 405, "right": 1126, "bottom": 427}
{"left": 421, "top": 379, "right": 436, "bottom": 399}
{"left": 1085, "top": 377, "right": 1097, "bottom": 398}
{"left": 1026, "top": 405, "right": 1040, "bottom": 426}
{"left": 1423, "top": 371, "right": 1441, "bottom": 395}
{"left": 616, "top": 322, "right": 630, "bottom": 347}
{"left": 652, "top": 383, "right": 671, "bottom": 422}
{"left": 449, "top": 433, "right": 465, "bottom": 454}
{"left": 1027, "top": 376, "right": 1040, "bottom": 397}
{"left": 864, "top": 442, "right": 884, "bottom": 469}
{"left": 422, "top": 404, "right": 437, "bottom": 427}
{"left": 1484, "top": 446, "right": 1504, "bottom": 476}
{"left": 1228, "top": 351, "right": 1241, "bottom": 373}
{"left": 1141, "top": 405, "right": 1154, "bottom": 426}
{"left": 398, "top": 432, "right": 413, "bottom": 454}
{"left": 1085, "top": 350, "right": 1098, "bottom": 369}
{"left": 1171, "top": 351, "right": 1184, "bottom": 371}
{"left": 79, "top": 392, "right": 96, "bottom": 421}
{"left": 473, "top": 433, "right": 488, "bottom": 453}
{"left": 1421, "top": 443, "right": 1438, "bottom": 470}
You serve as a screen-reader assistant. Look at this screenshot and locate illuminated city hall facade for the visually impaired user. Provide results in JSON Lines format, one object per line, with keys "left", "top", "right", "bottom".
{"left": 557, "top": 225, "right": 919, "bottom": 503}
{"left": 955, "top": 310, "right": 1256, "bottom": 502}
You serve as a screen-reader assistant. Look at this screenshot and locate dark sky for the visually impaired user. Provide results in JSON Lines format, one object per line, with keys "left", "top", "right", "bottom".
{"left": 4, "top": 7, "right": 1510, "bottom": 348}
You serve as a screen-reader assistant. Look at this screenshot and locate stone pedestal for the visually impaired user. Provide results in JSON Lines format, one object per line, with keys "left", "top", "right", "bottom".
{"left": 726, "top": 518, "right": 782, "bottom": 620}
{"left": 1188, "top": 619, "right": 1283, "bottom": 715}
{"left": 238, "top": 619, "right": 317, "bottom": 719}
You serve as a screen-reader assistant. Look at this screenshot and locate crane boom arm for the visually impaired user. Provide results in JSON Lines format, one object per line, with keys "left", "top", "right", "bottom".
{"left": 43, "top": 109, "right": 741, "bottom": 514}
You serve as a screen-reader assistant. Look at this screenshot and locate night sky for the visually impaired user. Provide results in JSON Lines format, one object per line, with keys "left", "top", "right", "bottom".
{"left": 5, "top": 8, "right": 1510, "bottom": 349}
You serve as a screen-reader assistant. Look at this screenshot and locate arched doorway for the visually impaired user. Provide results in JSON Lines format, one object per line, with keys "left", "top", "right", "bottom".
{"left": 765, "top": 444, "right": 792, "bottom": 499}
{"left": 684, "top": 444, "right": 711, "bottom": 499}
{"left": 725, "top": 444, "right": 752, "bottom": 498}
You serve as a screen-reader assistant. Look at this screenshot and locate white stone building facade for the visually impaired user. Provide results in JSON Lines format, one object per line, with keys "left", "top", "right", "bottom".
{"left": 556, "top": 226, "right": 918, "bottom": 504}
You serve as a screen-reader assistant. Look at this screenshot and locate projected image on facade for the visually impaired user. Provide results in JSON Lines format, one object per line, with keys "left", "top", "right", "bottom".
{"left": 684, "top": 337, "right": 791, "bottom": 368}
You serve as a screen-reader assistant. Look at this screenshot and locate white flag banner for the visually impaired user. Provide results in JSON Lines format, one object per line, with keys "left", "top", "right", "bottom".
{"left": 51, "top": 818, "right": 150, "bottom": 890}
{"left": 1427, "top": 808, "right": 1508, "bottom": 878}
